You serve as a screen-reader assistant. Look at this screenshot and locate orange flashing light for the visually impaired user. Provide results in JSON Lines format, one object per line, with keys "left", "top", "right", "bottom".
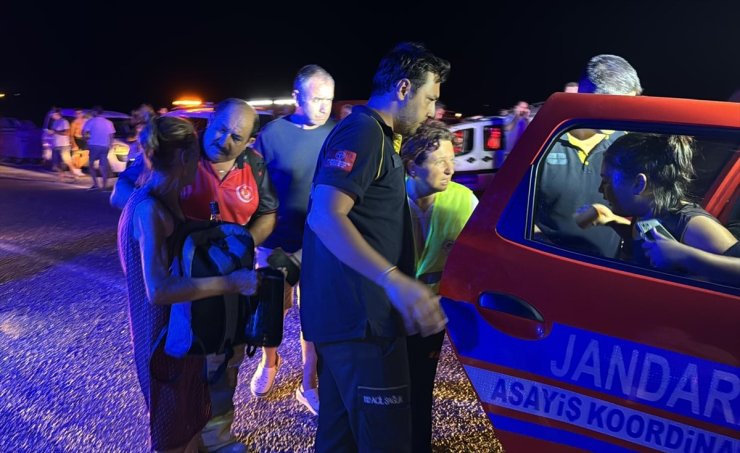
{"left": 172, "top": 98, "right": 203, "bottom": 107}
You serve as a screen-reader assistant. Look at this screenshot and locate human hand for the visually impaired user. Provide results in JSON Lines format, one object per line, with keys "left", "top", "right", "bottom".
{"left": 641, "top": 229, "right": 687, "bottom": 270}
{"left": 574, "top": 203, "right": 614, "bottom": 228}
{"left": 381, "top": 269, "right": 447, "bottom": 337}
{"left": 229, "top": 268, "right": 259, "bottom": 296}
{"left": 267, "top": 248, "right": 300, "bottom": 286}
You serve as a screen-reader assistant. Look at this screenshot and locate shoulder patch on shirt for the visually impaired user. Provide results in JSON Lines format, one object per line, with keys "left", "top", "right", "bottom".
{"left": 324, "top": 149, "right": 357, "bottom": 172}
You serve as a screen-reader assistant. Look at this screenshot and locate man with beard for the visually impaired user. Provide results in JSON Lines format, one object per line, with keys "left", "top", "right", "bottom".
{"left": 301, "top": 42, "right": 450, "bottom": 452}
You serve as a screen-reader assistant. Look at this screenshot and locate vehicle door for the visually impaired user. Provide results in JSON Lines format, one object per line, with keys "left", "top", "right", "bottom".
{"left": 441, "top": 93, "right": 740, "bottom": 452}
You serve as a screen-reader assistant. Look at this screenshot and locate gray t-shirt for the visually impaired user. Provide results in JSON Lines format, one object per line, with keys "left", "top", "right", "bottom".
{"left": 254, "top": 116, "right": 334, "bottom": 252}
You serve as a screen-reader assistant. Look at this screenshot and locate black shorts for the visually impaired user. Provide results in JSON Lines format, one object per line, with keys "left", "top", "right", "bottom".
{"left": 74, "top": 136, "right": 87, "bottom": 150}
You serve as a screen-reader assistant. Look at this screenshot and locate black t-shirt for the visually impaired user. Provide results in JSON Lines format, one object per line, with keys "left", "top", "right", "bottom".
{"left": 300, "top": 106, "right": 414, "bottom": 343}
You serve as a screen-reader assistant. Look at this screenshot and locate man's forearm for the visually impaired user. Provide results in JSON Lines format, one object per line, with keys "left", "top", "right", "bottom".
{"left": 248, "top": 212, "right": 276, "bottom": 246}
{"left": 308, "top": 210, "right": 393, "bottom": 283}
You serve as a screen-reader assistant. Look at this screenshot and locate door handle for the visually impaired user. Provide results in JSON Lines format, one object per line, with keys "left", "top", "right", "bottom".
{"left": 479, "top": 292, "right": 544, "bottom": 322}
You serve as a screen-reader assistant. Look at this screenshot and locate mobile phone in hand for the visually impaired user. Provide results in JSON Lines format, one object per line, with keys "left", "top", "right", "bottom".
{"left": 636, "top": 219, "right": 676, "bottom": 241}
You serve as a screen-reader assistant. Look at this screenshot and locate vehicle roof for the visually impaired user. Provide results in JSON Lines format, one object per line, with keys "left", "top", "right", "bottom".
{"left": 166, "top": 106, "right": 276, "bottom": 118}
{"left": 51, "top": 108, "right": 130, "bottom": 119}
{"left": 449, "top": 116, "right": 507, "bottom": 128}
{"left": 165, "top": 107, "right": 213, "bottom": 119}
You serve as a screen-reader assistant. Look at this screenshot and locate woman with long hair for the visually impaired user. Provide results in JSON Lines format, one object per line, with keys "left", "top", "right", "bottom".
{"left": 117, "top": 116, "right": 257, "bottom": 452}
{"left": 577, "top": 133, "right": 738, "bottom": 266}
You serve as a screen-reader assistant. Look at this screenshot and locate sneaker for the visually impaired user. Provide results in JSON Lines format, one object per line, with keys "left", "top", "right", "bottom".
{"left": 87, "top": 185, "right": 98, "bottom": 191}
{"left": 295, "top": 384, "right": 319, "bottom": 416}
{"left": 250, "top": 353, "right": 280, "bottom": 397}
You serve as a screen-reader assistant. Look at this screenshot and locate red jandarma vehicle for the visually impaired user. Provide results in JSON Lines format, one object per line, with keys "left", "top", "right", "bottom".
{"left": 440, "top": 93, "right": 740, "bottom": 452}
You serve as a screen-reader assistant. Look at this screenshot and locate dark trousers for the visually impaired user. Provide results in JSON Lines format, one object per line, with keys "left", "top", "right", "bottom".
{"left": 407, "top": 330, "right": 445, "bottom": 453}
{"left": 315, "top": 335, "right": 412, "bottom": 453}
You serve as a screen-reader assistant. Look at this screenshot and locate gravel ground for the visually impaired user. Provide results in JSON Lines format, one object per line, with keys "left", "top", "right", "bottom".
{"left": 0, "top": 164, "right": 503, "bottom": 452}
{"left": 232, "top": 308, "right": 503, "bottom": 452}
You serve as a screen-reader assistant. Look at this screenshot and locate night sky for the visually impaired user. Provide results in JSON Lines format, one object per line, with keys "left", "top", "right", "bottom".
{"left": 2, "top": 1, "right": 739, "bottom": 125}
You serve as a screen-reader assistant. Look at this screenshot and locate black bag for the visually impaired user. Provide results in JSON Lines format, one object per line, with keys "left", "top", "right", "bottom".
{"left": 163, "top": 222, "right": 284, "bottom": 359}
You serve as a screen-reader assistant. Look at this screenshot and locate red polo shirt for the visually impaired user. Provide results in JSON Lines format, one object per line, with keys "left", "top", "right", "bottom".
{"left": 180, "top": 157, "right": 261, "bottom": 225}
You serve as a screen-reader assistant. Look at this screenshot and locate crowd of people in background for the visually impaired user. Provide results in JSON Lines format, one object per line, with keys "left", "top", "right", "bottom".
{"left": 31, "top": 43, "right": 739, "bottom": 452}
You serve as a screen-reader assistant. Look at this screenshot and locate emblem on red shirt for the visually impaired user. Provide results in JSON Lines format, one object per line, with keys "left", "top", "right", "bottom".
{"left": 236, "top": 184, "right": 254, "bottom": 203}
{"left": 324, "top": 149, "right": 357, "bottom": 172}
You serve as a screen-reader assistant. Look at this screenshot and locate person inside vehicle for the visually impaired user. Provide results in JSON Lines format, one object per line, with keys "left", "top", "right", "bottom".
{"left": 535, "top": 54, "right": 642, "bottom": 257}
{"left": 400, "top": 119, "right": 478, "bottom": 452}
{"left": 576, "top": 133, "right": 738, "bottom": 267}
{"left": 117, "top": 115, "right": 258, "bottom": 452}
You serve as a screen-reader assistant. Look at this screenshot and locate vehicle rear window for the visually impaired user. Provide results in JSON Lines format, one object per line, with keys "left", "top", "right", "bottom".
{"left": 453, "top": 128, "right": 473, "bottom": 155}
{"left": 484, "top": 125, "right": 506, "bottom": 151}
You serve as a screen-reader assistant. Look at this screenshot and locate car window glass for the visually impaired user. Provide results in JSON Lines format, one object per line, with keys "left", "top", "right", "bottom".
{"left": 484, "top": 125, "right": 506, "bottom": 151}
{"left": 452, "top": 128, "right": 473, "bottom": 155}
{"left": 529, "top": 124, "right": 739, "bottom": 291}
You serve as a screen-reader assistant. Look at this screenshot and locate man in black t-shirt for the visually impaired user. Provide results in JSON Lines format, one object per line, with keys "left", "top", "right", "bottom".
{"left": 301, "top": 42, "right": 450, "bottom": 452}
{"left": 535, "top": 54, "right": 641, "bottom": 257}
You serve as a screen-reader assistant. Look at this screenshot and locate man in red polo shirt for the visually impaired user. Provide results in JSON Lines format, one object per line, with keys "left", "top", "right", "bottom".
{"left": 179, "top": 99, "right": 277, "bottom": 243}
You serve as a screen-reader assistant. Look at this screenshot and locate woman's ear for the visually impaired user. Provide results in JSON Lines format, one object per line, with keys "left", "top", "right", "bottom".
{"left": 633, "top": 173, "right": 648, "bottom": 195}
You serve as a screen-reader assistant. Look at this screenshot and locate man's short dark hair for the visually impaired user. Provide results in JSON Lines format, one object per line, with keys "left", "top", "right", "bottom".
{"left": 371, "top": 42, "right": 450, "bottom": 96}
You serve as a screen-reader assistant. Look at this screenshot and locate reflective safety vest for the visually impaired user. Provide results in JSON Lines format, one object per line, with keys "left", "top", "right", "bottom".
{"left": 415, "top": 181, "right": 477, "bottom": 294}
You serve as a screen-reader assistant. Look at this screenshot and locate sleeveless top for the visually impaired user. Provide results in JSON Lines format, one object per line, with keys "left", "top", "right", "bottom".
{"left": 117, "top": 188, "right": 183, "bottom": 401}
{"left": 632, "top": 203, "right": 716, "bottom": 266}
{"left": 118, "top": 186, "right": 212, "bottom": 448}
